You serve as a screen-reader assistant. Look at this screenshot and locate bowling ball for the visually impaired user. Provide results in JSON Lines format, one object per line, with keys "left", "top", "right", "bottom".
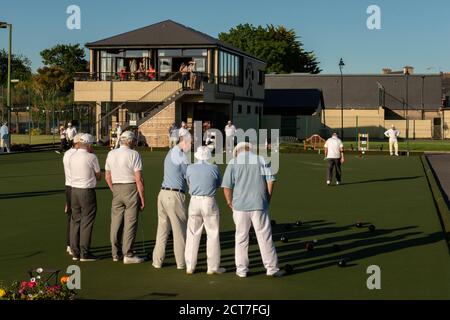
{"left": 337, "top": 259, "right": 347, "bottom": 267}
{"left": 368, "top": 225, "right": 376, "bottom": 232}
{"left": 355, "top": 222, "right": 363, "bottom": 228}
{"left": 280, "top": 235, "right": 288, "bottom": 243}
{"left": 305, "top": 242, "right": 314, "bottom": 251}
{"left": 295, "top": 220, "right": 303, "bottom": 227}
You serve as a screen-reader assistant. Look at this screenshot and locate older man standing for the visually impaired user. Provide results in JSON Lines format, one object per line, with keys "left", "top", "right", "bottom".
{"left": 168, "top": 122, "right": 179, "bottom": 148}
{"left": 178, "top": 121, "right": 189, "bottom": 138}
{"left": 114, "top": 123, "right": 123, "bottom": 149}
{"left": 222, "top": 142, "right": 284, "bottom": 278}
{"left": 384, "top": 125, "right": 400, "bottom": 156}
{"left": 69, "top": 133, "right": 101, "bottom": 262}
{"left": 224, "top": 120, "right": 236, "bottom": 154}
{"left": 62, "top": 133, "right": 83, "bottom": 256}
{"left": 185, "top": 146, "right": 225, "bottom": 275}
{"left": 105, "top": 131, "right": 145, "bottom": 264}
{"left": 152, "top": 134, "right": 192, "bottom": 270}
{"left": 66, "top": 122, "right": 77, "bottom": 148}
{"left": 324, "top": 132, "right": 345, "bottom": 186}
{"left": 0, "top": 122, "right": 10, "bottom": 153}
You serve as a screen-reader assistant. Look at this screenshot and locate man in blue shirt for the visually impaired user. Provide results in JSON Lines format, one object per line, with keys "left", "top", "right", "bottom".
{"left": 184, "top": 146, "right": 225, "bottom": 275}
{"left": 222, "top": 142, "right": 284, "bottom": 277}
{"left": 152, "top": 134, "right": 192, "bottom": 270}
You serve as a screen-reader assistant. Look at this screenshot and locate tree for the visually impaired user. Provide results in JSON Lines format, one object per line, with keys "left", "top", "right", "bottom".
{"left": 218, "top": 24, "right": 321, "bottom": 74}
{"left": 40, "top": 44, "right": 88, "bottom": 90}
{"left": 0, "top": 49, "right": 32, "bottom": 85}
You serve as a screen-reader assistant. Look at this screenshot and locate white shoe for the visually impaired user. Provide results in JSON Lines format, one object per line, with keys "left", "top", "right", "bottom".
{"left": 268, "top": 270, "right": 286, "bottom": 277}
{"left": 66, "top": 246, "right": 73, "bottom": 256}
{"left": 207, "top": 267, "right": 226, "bottom": 275}
{"left": 123, "top": 256, "right": 144, "bottom": 264}
{"left": 177, "top": 266, "right": 185, "bottom": 270}
{"left": 336, "top": 181, "right": 340, "bottom": 186}
{"left": 327, "top": 180, "right": 331, "bottom": 186}
{"left": 152, "top": 263, "right": 162, "bottom": 269}
{"left": 186, "top": 269, "right": 195, "bottom": 275}
{"left": 236, "top": 272, "right": 247, "bottom": 278}
{"left": 55, "top": 151, "right": 61, "bottom": 154}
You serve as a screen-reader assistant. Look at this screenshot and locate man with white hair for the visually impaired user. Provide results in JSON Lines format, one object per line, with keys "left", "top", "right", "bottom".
{"left": 178, "top": 121, "right": 189, "bottom": 138}
{"left": 62, "top": 132, "right": 83, "bottom": 256}
{"left": 152, "top": 134, "right": 192, "bottom": 270}
{"left": 66, "top": 122, "right": 77, "bottom": 148}
{"left": 324, "top": 132, "right": 345, "bottom": 186}
{"left": 384, "top": 124, "right": 400, "bottom": 156}
{"left": 105, "top": 131, "right": 145, "bottom": 264}
{"left": 0, "top": 122, "right": 10, "bottom": 153}
{"left": 222, "top": 142, "right": 284, "bottom": 278}
{"left": 185, "top": 146, "right": 225, "bottom": 275}
{"left": 69, "top": 133, "right": 101, "bottom": 262}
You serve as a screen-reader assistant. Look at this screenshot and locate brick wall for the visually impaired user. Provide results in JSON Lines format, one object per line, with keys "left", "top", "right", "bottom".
{"left": 139, "top": 102, "right": 176, "bottom": 147}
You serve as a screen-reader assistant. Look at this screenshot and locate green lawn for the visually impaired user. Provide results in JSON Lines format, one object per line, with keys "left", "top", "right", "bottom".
{"left": 11, "top": 134, "right": 57, "bottom": 145}
{"left": 0, "top": 151, "right": 449, "bottom": 299}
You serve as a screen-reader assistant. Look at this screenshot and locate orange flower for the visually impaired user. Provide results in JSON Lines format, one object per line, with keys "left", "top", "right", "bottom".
{"left": 60, "top": 275, "right": 69, "bottom": 285}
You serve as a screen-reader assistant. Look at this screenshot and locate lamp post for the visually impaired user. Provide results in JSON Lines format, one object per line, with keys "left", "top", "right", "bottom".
{"left": 403, "top": 67, "right": 410, "bottom": 157}
{"left": 339, "top": 58, "right": 345, "bottom": 140}
{"left": 0, "top": 22, "right": 12, "bottom": 146}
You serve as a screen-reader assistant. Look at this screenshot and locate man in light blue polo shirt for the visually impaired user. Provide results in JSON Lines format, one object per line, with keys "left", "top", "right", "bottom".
{"left": 222, "top": 142, "right": 283, "bottom": 278}
{"left": 152, "top": 134, "right": 192, "bottom": 270}
{"left": 184, "top": 146, "right": 225, "bottom": 275}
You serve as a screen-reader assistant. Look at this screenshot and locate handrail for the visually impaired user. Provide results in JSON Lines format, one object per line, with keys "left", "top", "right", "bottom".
{"left": 94, "top": 72, "right": 182, "bottom": 128}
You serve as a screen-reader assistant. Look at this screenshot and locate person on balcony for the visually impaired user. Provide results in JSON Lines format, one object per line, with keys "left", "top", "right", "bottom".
{"left": 146, "top": 64, "right": 156, "bottom": 81}
{"left": 119, "top": 68, "right": 127, "bottom": 81}
{"left": 188, "top": 60, "right": 197, "bottom": 90}
{"left": 180, "top": 63, "right": 189, "bottom": 90}
{"left": 137, "top": 62, "right": 145, "bottom": 80}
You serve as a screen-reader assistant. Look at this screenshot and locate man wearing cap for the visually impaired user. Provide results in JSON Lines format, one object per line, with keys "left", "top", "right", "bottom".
{"left": 184, "top": 146, "right": 225, "bottom": 275}
{"left": 62, "top": 132, "right": 83, "bottom": 256}
{"left": 324, "top": 132, "right": 345, "bottom": 186}
{"left": 69, "top": 133, "right": 101, "bottom": 262}
{"left": 224, "top": 120, "right": 236, "bottom": 154}
{"left": 0, "top": 122, "right": 10, "bottom": 153}
{"left": 105, "top": 131, "right": 145, "bottom": 264}
{"left": 152, "top": 134, "right": 192, "bottom": 270}
{"left": 178, "top": 121, "right": 189, "bottom": 138}
{"left": 66, "top": 123, "right": 77, "bottom": 148}
{"left": 222, "top": 142, "right": 284, "bottom": 278}
{"left": 114, "top": 123, "right": 122, "bottom": 149}
{"left": 384, "top": 125, "right": 400, "bottom": 156}
{"left": 169, "top": 123, "right": 179, "bottom": 148}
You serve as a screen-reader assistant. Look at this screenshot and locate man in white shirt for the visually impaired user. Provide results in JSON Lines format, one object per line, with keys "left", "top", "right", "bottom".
{"left": 169, "top": 123, "right": 179, "bottom": 148}
{"left": 384, "top": 125, "right": 400, "bottom": 156}
{"left": 0, "top": 122, "right": 10, "bottom": 153}
{"left": 105, "top": 131, "right": 145, "bottom": 264}
{"left": 224, "top": 121, "right": 236, "bottom": 154}
{"left": 114, "top": 123, "right": 122, "bottom": 149}
{"left": 178, "top": 121, "right": 189, "bottom": 138}
{"left": 69, "top": 133, "right": 101, "bottom": 262}
{"left": 62, "top": 133, "right": 83, "bottom": 256}
{"left": 324, "top": 133, "right": 345, "bottom": 186}
{"left": 66, "top": 123, "right": 77, "bottom": 148}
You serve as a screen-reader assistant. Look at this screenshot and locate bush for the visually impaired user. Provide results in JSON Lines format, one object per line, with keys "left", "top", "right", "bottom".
{"left": 31, "top": 128, "right": 42, "bottom": 136}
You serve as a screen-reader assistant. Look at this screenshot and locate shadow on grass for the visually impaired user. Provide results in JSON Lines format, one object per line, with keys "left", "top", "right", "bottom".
{"left": 341, "top": 176, "right": 423, "bottom": 186}
{"left": 88, "top": 220, "right": 445, "bottom": 279}
{"left": 0, "top": 187, "right": 109, "bottom": 200}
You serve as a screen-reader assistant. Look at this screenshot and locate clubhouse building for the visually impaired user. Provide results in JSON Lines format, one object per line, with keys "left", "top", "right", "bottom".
{"left": 74, "top": 20, "right": 449, "bottom": 145}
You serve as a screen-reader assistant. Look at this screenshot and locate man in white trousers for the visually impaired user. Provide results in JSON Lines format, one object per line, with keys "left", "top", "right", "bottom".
{"left": 222, "top": 142, "right": 284, "bottom": 278}
{"left": 185, "top": 146, "right": 225, "bottom": 275}
{"left": 384, "top": 125, "right": 400, "bottom": 156}
{"left": 224, "top": 120, "right": 236, "bottom": 154}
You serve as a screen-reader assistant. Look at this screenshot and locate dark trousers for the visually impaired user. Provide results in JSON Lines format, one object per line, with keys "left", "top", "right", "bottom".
{"left": 65, "top": 186, "right": 72, "bottom": 246}
{"left": 70, "top": 188, "right": 97, "bottom": 257}
{"left": 327, "top": 158, "right": 342, "bottom": 182}
{"left": 181, "top": 74, "right": 189, "bottom": 89}
{"left": 60, "top": 138, "right": 67, "bottom": 153}
{"left": 67, "top": 139, "right": 74, "bottom": 148}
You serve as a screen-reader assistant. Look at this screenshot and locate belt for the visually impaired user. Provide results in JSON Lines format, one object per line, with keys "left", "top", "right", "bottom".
{"left": 161, "top": 187, "right": 185, "bottom": 193}
{"left": 113, "top": 183, "right": 136, "bottom": 185}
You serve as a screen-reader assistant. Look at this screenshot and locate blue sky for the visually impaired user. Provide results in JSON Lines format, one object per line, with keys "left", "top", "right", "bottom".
{"left": 0, "top": 0, "right": 449, "bottom": 74}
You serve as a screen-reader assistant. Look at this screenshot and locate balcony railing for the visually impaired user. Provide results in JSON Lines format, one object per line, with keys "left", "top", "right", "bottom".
{"left": 74, "top": 71, "right": 216, "bottom": 83}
